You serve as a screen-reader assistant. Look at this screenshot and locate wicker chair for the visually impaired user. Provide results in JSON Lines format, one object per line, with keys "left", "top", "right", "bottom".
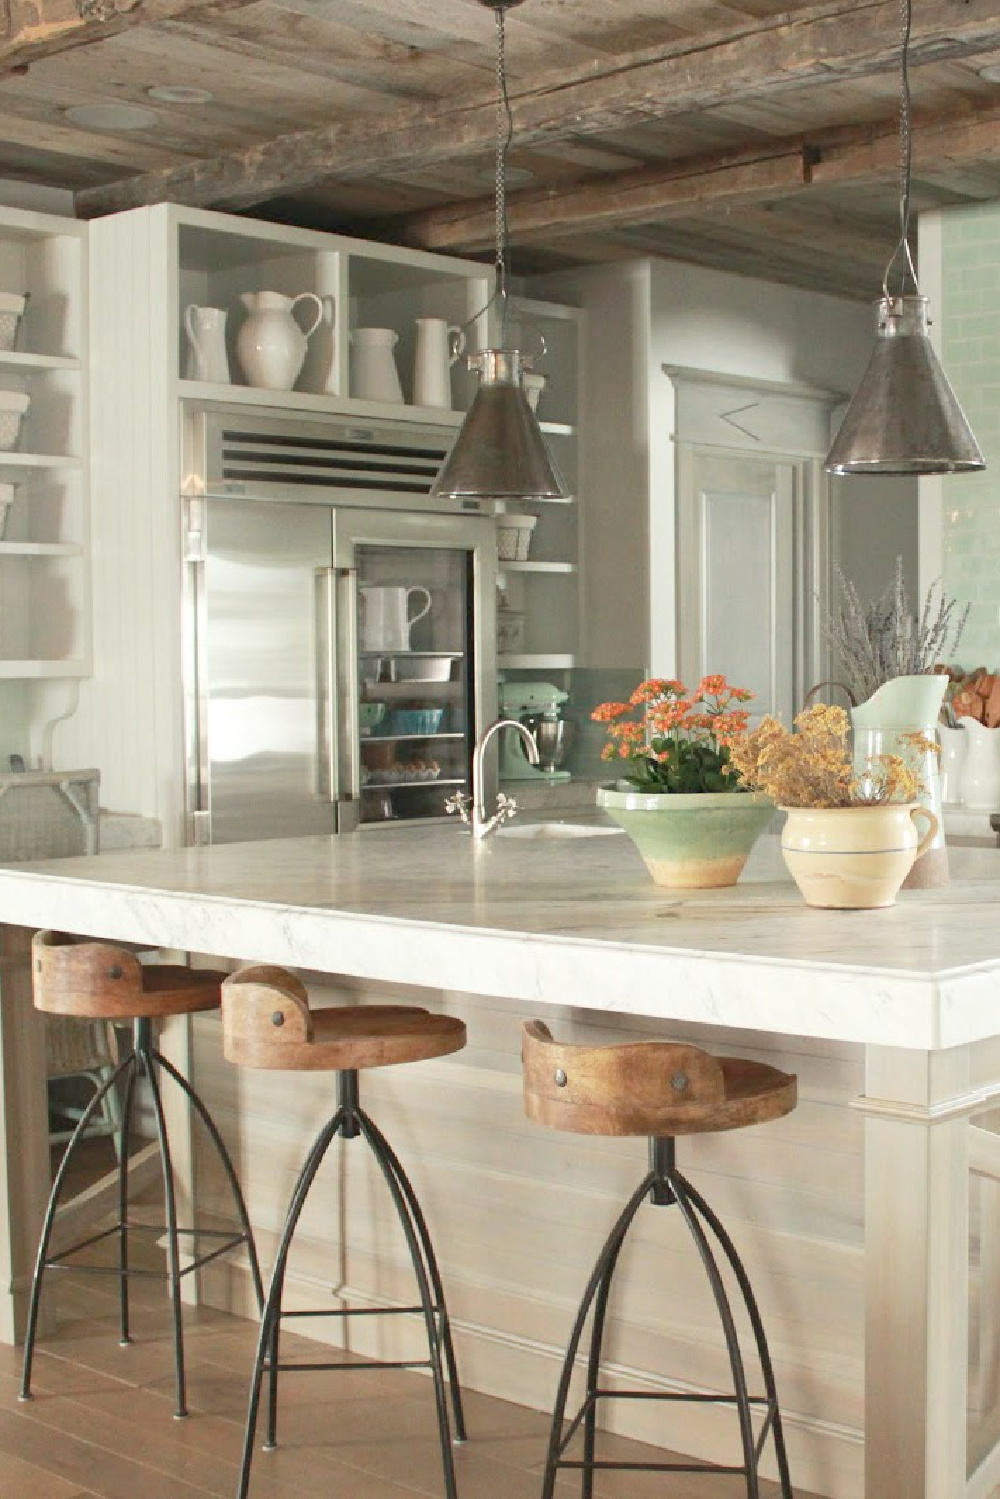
{"left": 44, "top": 1013, "right": 123, "bottom": 1155}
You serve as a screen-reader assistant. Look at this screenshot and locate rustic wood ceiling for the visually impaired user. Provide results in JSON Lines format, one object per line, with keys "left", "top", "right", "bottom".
{"left": 2, "top": 0, "right": 1000, "bottom": 297}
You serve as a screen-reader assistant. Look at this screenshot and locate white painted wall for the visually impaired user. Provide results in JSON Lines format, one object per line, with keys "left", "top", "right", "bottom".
{"left": 0, "top": 179, "right": 74, "bottom": 216}
{"left": 534, "top": 258, "right": 919, "bottom": 674}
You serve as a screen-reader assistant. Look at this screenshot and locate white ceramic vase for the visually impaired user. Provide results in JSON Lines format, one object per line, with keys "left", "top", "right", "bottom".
{"left": 184, "top": 304, "right": 230, "bottom": 384}
{"left": 851, "top": 674, "right": 948, "bottom": 887}
{"left": 236, "top": 290, "right": 323, "bottom": 391}
{"left": 350, "top": 326, "right": 403, "bottom": 403}
{"left": 413, "top": 318, "right": 464, "bottom": 408}
{"left": 957, "top": 716, "right": 1000, "bottom": 811}
{"left": 937, "top": 723, "right": 967, "bottom": 806}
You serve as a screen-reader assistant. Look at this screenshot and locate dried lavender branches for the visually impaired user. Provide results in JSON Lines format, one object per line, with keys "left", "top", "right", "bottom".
{"left": 824, "top": 558, "right": 969, "bottom": 704}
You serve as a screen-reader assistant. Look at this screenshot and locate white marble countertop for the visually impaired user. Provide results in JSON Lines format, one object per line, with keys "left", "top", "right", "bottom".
{"left": 1, "top": 824, "right": 1000, "bottom": 1050}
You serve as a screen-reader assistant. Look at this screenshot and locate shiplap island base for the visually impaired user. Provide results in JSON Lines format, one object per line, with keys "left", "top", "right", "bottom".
{"left": 3, "top": 826, "right": 1000, "bottom": 1499}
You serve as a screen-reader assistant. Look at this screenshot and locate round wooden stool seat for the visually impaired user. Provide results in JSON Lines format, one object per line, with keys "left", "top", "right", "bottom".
{"left": 523, "top": 1019, "right": 796, "bottom": 1137}
{"left": 222, "top": 965, "right": 466, "bottom": 1072}
{"left": 32, "top": 930, "right": 224, "bottom": 1020}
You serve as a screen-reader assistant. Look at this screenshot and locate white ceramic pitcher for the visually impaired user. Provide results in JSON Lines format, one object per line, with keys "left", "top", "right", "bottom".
{"left": 350, "top": 327, "right": 403, "bottom": 403}
{"left": 236, "top": 290, "right": 323, "bottom": 391}
{"left": 413, "top": 318, "right": 465, "bottom": 409}
{"left": 184, "top": 305, "right": 230, "bottom": 384}
{"left": 957, "top": 716, "right": 1000, "bottom": 810}
{"left": 359, "top": 585, "right": 431, "bottom": 652}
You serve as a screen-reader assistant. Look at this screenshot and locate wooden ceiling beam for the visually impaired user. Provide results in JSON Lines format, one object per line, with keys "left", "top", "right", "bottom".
{"left": 396, "top": 102, "right": 1000, "bottom": 252}
{"left": 0, "top": 0, "right": 258, "bottom": 72}
{"left": 74, "top": 0, "right": 1000, "bottom": 218}
{"left": 400, "top": 146, "right": 812, "bottom": 252}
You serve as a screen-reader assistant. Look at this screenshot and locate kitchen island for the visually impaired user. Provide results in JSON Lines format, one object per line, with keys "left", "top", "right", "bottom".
{"left": 2, "top": 824, "right": 1000, "bottom": 1499}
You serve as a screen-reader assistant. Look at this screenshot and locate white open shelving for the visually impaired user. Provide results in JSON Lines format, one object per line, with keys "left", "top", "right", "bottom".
{"left": 0, "top": 207, "right": 89, "bottom": 755}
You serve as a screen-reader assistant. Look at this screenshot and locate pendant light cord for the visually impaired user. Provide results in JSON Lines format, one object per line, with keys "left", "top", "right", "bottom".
{"left": 494, "top": 3, "right": 514, "bottom": 344}
{"left": 882, "top": 0, "right": 918, "bottom": 299}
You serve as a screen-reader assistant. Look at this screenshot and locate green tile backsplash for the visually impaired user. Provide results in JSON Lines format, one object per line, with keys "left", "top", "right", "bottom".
{"left": 942, "top": 204, "right": 1000, "bottom": 670}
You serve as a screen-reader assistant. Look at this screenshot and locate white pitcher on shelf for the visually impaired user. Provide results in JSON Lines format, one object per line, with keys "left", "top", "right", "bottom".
{"left": 350, "top": 327, "right": 403, "bottom": 403}
{"left": 413, "top": 318, "right": 465, "bottom": 409}
{"left": 184, "top": 305, "right": 230, "bottom": 384}
{"left": 359, "top": 585, "right": 431, "bottom": 653}
{"left": 236, "top": 290, "right": 323, "bottom": 391}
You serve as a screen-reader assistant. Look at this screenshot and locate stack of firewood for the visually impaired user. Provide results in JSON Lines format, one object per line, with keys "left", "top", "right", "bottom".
{"left": 945, "top": 668, "right": 1000, "bottom": 727}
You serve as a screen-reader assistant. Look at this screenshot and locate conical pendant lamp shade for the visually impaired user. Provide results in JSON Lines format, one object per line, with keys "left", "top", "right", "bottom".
{"left": 430, "top": 349, "right": 568, "bottom": 500}
{"left": 825, "top": 296, "right": 985, "bottom": 476}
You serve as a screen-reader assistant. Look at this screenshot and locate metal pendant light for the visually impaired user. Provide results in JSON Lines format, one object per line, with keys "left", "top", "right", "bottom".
{"left": 824, "top": 0, "right": 984, "bottom": 477}
{"left": 430, "top": 0, "right": 568, "bottom": 502}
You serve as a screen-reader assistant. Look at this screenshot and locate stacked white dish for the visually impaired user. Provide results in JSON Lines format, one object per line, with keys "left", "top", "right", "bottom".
{"left": 0, "top": 391, "right": 29, "bottom": 451}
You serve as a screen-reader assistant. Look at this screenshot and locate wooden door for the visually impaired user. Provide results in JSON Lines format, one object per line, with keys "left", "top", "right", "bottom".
{"left": 677, "top": 447, "right": 798, "bottom": 723}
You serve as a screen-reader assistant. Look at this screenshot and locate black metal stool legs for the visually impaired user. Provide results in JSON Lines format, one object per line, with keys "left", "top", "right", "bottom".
{"left": 679, "top": 1171, "right": 793, "bottom": 1498}
{"left": 144, "top": 1043, "right": 188, "bottom": 1418}
{"left": 238, "top": 1070, "right": 463, "bottom": 1499}
{"left": 21, "top": 1016, "right": 263, "bottom": 1422}
{"left": 237, "top": 1107, "right": 346, "bottom": 1499}
{"left": 360, "top": 1107, "right": 467, "bottom": 1442}
{"left": 541, "top": 1136, "right": 791, "bottom": 1499}
{"left": 19, "top": 1051, "right": 134, "bottom": 1402}
{"left": 117, "top": 1059, "right": 138, "bottom": 1346}
{"left": 540, "top": 1171, "right": 652, "bottom": 1499}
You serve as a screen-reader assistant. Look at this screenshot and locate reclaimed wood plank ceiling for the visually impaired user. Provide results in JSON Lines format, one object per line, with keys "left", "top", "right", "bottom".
{"left": 2, "top": 0, "right": 1000, "bottom": 296}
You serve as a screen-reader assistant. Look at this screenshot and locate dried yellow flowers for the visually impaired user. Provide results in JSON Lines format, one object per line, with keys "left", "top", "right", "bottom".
{"left": 728, "top": 704, "right": 931, "bottom": 808}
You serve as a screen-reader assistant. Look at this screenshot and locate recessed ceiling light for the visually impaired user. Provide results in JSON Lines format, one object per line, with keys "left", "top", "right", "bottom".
{"left": 147, "top": 85, "right": 214, "bottom": 105}
{"left": 64, "top": 103, "right": 159, "bottom": 131}
{"left": 978, "top": 63, "right": 1000, "bottom": 83}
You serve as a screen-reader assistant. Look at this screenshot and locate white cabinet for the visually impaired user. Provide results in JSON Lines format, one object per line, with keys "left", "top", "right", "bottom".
{"left": 0, "top": 209, "right": 88, "bottom": 683}
{"left": 173, "top": 210, "right": 490, "bottom": 415}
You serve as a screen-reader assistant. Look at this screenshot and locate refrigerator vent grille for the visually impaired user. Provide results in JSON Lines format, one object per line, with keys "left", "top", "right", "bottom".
{"left": 219, "top": 427, "right": 451, "bottom": 495}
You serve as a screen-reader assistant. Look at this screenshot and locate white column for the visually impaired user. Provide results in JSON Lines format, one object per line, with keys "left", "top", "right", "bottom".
{"left": 860, "top": 1044, "right": 970, "bottom": 1497}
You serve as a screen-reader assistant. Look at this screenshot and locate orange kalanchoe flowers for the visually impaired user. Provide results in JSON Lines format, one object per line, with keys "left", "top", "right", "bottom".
{"left": 592, "top": 675, "right": 755, "bottom": 794}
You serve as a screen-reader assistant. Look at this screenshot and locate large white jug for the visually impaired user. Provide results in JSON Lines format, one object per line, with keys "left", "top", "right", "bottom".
{"left": 359, "top": 585, "right": 431, "bottom": 652}
{"left": 957, "top": 716, "right": 1000, "bottom": 810}
{"left": 350, "top": 327, "right": 403, "bottom": 404}
{"left": 184, "top": 305, "right": 230, "bottom": 384}
{"left": 413, "top": 318, "right": 465, "bottom": 409}
{"left": 236, "top": 290, "right": 323, "bottom": 391}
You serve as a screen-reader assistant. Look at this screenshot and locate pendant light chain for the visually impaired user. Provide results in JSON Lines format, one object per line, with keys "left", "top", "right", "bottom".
{"left": 883, "top": 0, "right": 918, "bottom": 298}
{"left": 494, "top": 4, "right": 515, "bottom": 343}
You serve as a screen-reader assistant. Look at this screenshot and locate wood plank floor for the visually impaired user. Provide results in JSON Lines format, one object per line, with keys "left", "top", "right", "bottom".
{"left": 2, "top": 1257, "right": 815, "bottom": 1499}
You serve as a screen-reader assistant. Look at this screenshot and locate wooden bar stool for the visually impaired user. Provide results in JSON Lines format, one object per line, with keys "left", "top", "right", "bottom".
{"left": 221, "top": 965, "right": 467, "bottom": 1499}
{"left": 522, "top": 1020, "right": 797, "bottom": 1499}
{"left": 20, "top": 931, "right": 264, "bottom": 1418}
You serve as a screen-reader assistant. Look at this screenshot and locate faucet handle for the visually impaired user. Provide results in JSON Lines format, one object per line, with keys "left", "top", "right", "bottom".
{"left": 445, "top": 790, "right": 472, "bottom": 825}
{"left": 492, "top": 791, "right": 519, "bottom": 828}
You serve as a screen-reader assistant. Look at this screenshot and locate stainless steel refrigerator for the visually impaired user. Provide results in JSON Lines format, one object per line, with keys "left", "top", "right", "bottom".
{"left": 181, "top": 407, "right": 498, "bottom": 845}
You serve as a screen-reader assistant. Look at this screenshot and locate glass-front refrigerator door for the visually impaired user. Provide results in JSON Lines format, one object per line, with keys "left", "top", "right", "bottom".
{"left": 332, "top": 508, "right": 497, "bottom": 827}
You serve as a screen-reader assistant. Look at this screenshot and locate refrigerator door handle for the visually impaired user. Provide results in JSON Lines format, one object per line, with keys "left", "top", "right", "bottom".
{"left": 336, "top": 566, "right": 361, "bottom": 832}
{"left": 315, "top": 566, "right": 338, "bottom": 804}
{"left": 315, "top": 564, "right": 361, "bottom": 831}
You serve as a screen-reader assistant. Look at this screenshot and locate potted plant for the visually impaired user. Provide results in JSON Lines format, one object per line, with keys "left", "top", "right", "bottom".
{"left": 727, "top": 703, "right": 938, "bottom": 908}
{"left": 592, "top": 675, "right": 774, "bottom": 888}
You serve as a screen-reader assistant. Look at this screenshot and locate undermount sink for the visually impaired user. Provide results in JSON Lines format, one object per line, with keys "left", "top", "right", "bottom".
{"left": 496, "top": 821, "right": 625, "bottom": 840}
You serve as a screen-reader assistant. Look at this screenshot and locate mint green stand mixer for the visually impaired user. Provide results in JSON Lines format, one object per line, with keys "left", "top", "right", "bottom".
{"left": 498, "top": 681, "right": 571, "bottom": 782}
